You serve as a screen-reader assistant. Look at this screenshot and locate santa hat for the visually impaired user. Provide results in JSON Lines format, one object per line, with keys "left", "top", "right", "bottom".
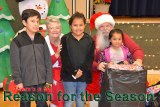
{"left": 90, "top": 12, "right": 115, "bottom": 30}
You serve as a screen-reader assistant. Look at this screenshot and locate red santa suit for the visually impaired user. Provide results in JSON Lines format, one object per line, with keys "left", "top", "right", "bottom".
{"left": 104, "top": 0, "right": 111, "bottom": 3}
{"left": 86, "top": 36, "right": 101, "bottom": 95}
{"left": 45, "top": 35, "right": 64, "bottom": 107}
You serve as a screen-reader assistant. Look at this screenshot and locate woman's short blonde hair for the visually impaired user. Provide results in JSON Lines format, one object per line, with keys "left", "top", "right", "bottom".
{"left": 46, "top": 16, "right": 61, "bottom": 27}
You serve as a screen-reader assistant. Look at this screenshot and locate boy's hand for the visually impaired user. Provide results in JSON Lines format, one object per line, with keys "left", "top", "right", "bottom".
{"left": 45, "top": 83, "right": 52, "bottom": 88}
{"left": 75, "top": 69, "right": 83, "bottom": 79}
{"left": 55, "top": 44, "right": 62, "bottom": 58}
{"left": 16, "top": 83, "right": 24, "bottom": 90}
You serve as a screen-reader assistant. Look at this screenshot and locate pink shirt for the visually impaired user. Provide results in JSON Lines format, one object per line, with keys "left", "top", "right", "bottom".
{"left": 104, "top": 46, "right": 129, "bottom": 63}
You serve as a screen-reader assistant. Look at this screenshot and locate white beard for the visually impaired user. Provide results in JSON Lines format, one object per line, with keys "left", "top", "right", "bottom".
{"left": 96, "top": 30, "right": 110, "bottom": 51}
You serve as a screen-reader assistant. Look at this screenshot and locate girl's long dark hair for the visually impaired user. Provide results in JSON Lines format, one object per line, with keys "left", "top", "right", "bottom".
{"left": 109, "top": 29, "right": 124, "bottom": 40}
{"left": 109, "top": 29, "right": 124, "bottom": 45}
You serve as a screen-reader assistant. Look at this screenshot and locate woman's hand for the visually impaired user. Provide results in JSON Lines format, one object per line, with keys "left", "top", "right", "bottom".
{"left": 97, "top": 62, "right": 108, "bottom": 72}
{"left": 55, "top": 44, "right": 62, "bottom": 58}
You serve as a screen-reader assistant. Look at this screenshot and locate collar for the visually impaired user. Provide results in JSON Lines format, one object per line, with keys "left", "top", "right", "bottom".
{"left": 69, "top": 32, "right": 88, "bottom": 41}
{"left": 21, "top": 31, "right": 40, "bottom": 42}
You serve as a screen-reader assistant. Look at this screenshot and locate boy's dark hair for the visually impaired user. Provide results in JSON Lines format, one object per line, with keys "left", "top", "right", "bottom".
{"left": 22, "top": 9, "right": 41, "bottom": 21}
{"left": 109, "top": 29, "right": 124, "bottom": 40}
{"left": 69, "top": 12, "right": 86, "bottom": 25}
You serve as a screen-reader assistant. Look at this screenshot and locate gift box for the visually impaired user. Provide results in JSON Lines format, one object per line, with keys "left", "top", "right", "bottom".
{"left": 3, "top": 76, "right": 18, "bottom": 94}
{"left": 99, "top": 68, "right": 147, "bottom": 107}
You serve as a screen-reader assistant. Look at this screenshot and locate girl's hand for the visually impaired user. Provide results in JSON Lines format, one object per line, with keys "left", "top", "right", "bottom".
{"left": 97, "top": 62, "right": 108, "bottom": 72}
{"left": 123, "top": 60, "right": 129, "bottom": 65}
{"left": 75, "top": 69, "right": 83, "bottom": 78}
{"left": 108, "top": 62, "right": 114, "bottom": 68}
{"left": 55, "top": 44, "right": 62, "bottom": 58}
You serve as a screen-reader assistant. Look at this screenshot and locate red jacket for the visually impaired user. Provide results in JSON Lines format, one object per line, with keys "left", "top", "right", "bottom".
{"left": 86, "top": 32, "right": 144, "bottom": 94}
{"left": 104, "top": 0, "right": 111, "bottom": 3}
{"left": 123, "top": 33, "right": 144, "bottom": 60}
{"left": 50, "top": 43, "right": 62, "bottom": 81}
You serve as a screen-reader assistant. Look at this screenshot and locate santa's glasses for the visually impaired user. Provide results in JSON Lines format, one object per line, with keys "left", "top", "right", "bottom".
{"left": 99, "top": 24, "right": 112, "bottom": 30}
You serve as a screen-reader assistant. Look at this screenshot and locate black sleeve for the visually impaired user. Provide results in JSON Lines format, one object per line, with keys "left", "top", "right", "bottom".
{"left": 60, "top": 36, "right": 75, "bottom": 74}
{"left": 79, "top": 40, "right": 95, "bottom": 72}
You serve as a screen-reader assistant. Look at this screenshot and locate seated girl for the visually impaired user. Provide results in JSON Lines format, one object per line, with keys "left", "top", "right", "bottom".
{"left": 99, "top": 29, "right": 134, "bottom": 67}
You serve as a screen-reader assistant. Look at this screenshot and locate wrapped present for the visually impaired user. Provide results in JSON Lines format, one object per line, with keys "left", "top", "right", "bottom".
{"left": 3, "top": 76, "right": 18, "bottom": 94}
{"left": 109, "top": 64, "right": 143, "bottom": 71}
{"left": 99, "top": 68, "right": 147, "bottom": 107}
{"left": 147, "top": 84, "right": 160, "bottom": 94}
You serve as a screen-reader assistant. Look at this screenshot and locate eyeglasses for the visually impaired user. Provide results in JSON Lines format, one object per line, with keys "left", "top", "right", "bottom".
{"left": 48, "top": 26, "right": 61, "bottom": 30}
{"left": 99, "top": 24, "right": 112, "bottom": 30}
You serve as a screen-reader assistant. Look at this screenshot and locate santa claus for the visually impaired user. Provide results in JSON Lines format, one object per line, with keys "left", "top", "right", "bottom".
{"left": 86, "top": 12, "right": 144, "bottom": 107}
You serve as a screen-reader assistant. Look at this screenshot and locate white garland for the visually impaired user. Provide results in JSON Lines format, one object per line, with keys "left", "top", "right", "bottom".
{"left": 0, "top": 14, "right": 14, "bottom": 20}
{"left": 48, "top": 14, "right": 70, "bottom": 20}
{"left": 0, "top": 45, "right": 10, "bottom": 53}
{"left": 148, "top": 70, "right": 160, "bottom": 74}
